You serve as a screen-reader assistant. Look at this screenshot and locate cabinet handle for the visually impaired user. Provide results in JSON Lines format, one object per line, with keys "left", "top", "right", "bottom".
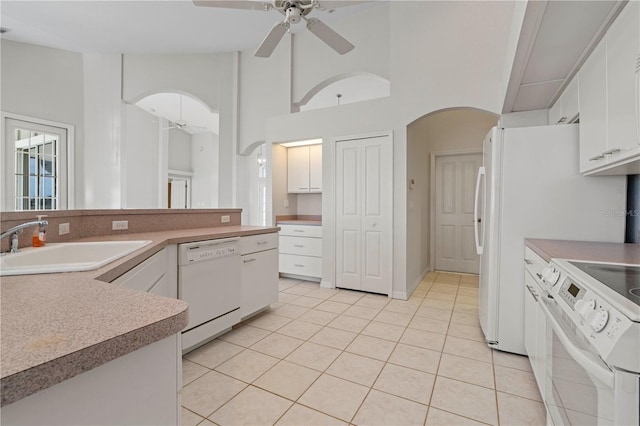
{"left": 602, "top": 148, "right": 621, "bottom": 156}
{"left": 257, "top": 241, "right": 269, "bottom": 245}
{"left": 589, "top": 154, "right": 605, "bottom": 161}
{"left": 524, "top": 259, "right": 532, "bottom": 265}
{"left": 294, "top": 244, "right": 304, "bottom": 248}
{"left": 310, "top": 187, "right": 321, "bottom": 190}
{"left": 525, "top": 284, "right": 539, "bottom": 302}
{"left": 293, "top": 230, "right": 304, "bottom": 233}
{"left": 556, "top": 116, "right": 567, "bottom": 124}
{"left": 536, "top": 273, "right": 543, "bottom": 280}
{"left": 294, "top": 264, "right": 305, "bottom": 268}
{"left": 298, "top": 187, "right": 308, "bottom": 190}
{"left": 243, "top": 258, "right": 256, "bottom": 263}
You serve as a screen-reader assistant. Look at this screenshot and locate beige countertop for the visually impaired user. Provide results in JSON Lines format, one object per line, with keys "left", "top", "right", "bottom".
{"left": 0, "top": 225, "right": 278, "bottom": 407}
{"left": 525, "top": 238, "right": 640, "bottom": 264}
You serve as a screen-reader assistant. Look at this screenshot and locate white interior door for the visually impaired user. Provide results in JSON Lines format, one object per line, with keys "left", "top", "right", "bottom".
{"left": 335, "top": 134, "right": 392, "bottom": 295}
{"left": 435, "top": 153, "right": 482, "bottom": 274}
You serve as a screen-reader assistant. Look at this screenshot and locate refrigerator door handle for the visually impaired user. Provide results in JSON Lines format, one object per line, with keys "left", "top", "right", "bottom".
{"left": 474, "top": 166, "right": 486, "bottom": 255}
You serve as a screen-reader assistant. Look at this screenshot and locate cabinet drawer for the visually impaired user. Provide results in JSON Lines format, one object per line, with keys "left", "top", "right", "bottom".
{"left": 240, "top": 233, "right": 278, "bottom": 255}
{"left": 278, "top": 224, "right": 322, "bottom": 238}
{"left": 279, "top": 254, "right": 321, "bottom": 278}
{"left": 279, "top": 235, "right": 322, "bottom": 257}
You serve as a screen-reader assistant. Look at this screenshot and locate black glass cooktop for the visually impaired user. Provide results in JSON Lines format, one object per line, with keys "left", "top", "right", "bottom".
{"left": 570, "top": 262, "right": 640, "bottom": 307}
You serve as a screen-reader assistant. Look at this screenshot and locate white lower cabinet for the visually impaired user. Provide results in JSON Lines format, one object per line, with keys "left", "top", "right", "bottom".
{"left": 278, "top": 224, "right": 322, "bottom": 280}
{"left": 111, "top": 246, "right": 177, "bottom": 299}
{"left": 523, "top": 248, "right": 548, "bottom": 401}
{"left": 1, "top": 334, "right": 182, "bottom": 426}
{"left": 240, "top": 233, "right": 279, "bottom": 319}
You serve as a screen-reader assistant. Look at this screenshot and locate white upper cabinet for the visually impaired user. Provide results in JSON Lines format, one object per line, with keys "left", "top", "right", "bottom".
{"left": 579, "top": 1, "right": 640, "bottom": 175}
{"left": 287, "top": 144, "right": 322, "bottom": 193}
{"left": 549, "top": 75, "right": 579, "bottom": 125}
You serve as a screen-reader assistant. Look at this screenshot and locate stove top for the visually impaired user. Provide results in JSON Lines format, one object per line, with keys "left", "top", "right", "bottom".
{"left": 569, "top": 261, "right": 640, "bottom": 307}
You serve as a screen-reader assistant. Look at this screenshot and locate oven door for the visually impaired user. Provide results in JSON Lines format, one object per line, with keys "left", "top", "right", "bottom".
{"left": 540, "top": 295, "right": 616, "bottom": 425}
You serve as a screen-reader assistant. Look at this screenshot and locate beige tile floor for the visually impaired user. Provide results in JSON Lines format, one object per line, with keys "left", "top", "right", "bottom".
{"left": 181, "top": 272, "right": 546, "bottom": 426}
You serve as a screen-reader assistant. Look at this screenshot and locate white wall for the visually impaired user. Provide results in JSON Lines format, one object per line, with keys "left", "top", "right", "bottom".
{"left": 122, "top": 104, "right": 161, "bottom": 208}
{"left": 297, "top": 194, "right": 322, "bottom": 216}
{"left": 168, "top": 129, "right": 192, "bottom": 172}
{"left": 292, "top": 3, "right": 390, "bottom": 103}
{"left": 271, "top": 144, "right": 297, "bottom": 220}
{"left": 1, "top": 40, "right": 85, "bottom": 207}
{"left": 83, "top": 53, "right": 123, "bottom": 209}
{"left": 238, "top": 39, "right": 291, "bottom": 154}
{"left": 191, "top": 132, "right": 219, "bottom": 208}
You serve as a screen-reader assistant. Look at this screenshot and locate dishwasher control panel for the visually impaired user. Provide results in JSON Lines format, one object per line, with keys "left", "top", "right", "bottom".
{"left": 179, "top": 238, "right": 240, "bottom": 265}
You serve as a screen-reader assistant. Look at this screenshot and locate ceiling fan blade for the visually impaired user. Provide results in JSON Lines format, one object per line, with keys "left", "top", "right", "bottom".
{"left": 192, "top": 1, "right": 273, "bottom": 11}
{"left": 254, "top": 21, "right": 288, "bottom": 58}
{"left": 315, "top": 1, "right": 370, "bottom": 9}
{"left": 306, "top": 18, "right": 354, "bottom": 55}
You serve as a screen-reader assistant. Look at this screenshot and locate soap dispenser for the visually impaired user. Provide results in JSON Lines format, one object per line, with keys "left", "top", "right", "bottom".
{"left": 32, "top": 215, "right": 47, "bottom": 247}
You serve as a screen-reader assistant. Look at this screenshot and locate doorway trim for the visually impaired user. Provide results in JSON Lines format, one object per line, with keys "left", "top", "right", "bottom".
{"left": 1, "top": 111, "right": 75, "bottom": 211}
{"left": 429, "top": 149, "right": 482, "bottom": 272}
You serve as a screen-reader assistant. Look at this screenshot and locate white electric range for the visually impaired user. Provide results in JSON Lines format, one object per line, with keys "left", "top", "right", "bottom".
{"left": 539, "top": 258, "right": 639, "bottom": 425}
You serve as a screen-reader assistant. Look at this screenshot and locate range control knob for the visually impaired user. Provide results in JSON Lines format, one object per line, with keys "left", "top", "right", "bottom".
{"left": 586, "top": 308, "right": 609, "bottom": 332}
{"left": 542, "top": 266, "right": 561, "bottom": 286}
{"left": 574, "top": 299, "right": 596, "bottom": 319}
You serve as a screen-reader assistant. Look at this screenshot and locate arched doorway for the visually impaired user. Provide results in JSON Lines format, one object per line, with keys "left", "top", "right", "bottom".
{"left": 406, "top": 107, "right": 498, "bottom": 277}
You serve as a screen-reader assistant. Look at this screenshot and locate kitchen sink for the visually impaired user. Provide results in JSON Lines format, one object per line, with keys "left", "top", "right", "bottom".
{"left": 0, "top": 240, "right": 152, "bottom": 276}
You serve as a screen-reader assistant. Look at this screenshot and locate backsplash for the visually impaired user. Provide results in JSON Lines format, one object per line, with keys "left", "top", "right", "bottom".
{"left": 0, "top": 209, "right": 242, "bottom": 251}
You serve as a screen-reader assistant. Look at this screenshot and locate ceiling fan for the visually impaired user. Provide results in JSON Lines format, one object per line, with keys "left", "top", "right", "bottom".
{"left": 193, "top": 0, "right": 364, "bottom": 58}
{"left": 165, "top": 95, "right": 208, "bottom": 133}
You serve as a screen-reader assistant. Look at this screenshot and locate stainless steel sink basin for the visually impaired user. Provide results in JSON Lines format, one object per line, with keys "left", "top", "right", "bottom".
{"left": 0, "top": 240, "right": 152, "bottom": 276}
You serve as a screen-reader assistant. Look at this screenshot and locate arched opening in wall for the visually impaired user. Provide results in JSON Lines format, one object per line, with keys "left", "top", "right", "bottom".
{"left": 406, "top": 107, "right": 498, "bottom": 281}
{"left": 297, "top": 73, "right": 390, "bottom": 112}
{"left": 129, "top": 92, "right": 220, "bottom": 208}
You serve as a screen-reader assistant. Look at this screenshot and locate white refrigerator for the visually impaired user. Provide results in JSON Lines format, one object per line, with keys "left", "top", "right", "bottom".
{"left": 474, "top": 125, "right": 626, "bottom": 355}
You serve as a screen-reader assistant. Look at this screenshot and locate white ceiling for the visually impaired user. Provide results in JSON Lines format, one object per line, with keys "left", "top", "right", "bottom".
{"left": 1, "top": 1, "right": 627, "bottom": 115}
{"left": 0, "top": 0, "right": 378, "bottom": 54}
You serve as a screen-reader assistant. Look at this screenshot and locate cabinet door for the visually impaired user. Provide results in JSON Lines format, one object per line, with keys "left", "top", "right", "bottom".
{"left": 579, "top": 38, "right": 608, "bottom": 172}
{"left": 241, "top": 249, "right": 278, "bottom": 318}
{"left": 562, "top": 75, "right": 579, "bottom": 123}
{"left": 607, "top": 0, "right": 640, "bottom": 153}
{"left": 548, "top": 99, "right": 563, "bottom": 125}
{"left": 309, "top": 144, "right": 322, "bottom": 192}
{"left": 287, "top": 146, "right": 310, "bottom": 193}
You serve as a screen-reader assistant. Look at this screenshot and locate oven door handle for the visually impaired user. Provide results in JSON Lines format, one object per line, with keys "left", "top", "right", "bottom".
{"left": 540, "top": 298, "right": 615, "bottom": 388}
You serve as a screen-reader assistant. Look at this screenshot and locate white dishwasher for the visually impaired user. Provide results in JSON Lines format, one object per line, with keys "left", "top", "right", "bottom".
{"left": 179, "top": 238, "right": 241, "bottom": 353}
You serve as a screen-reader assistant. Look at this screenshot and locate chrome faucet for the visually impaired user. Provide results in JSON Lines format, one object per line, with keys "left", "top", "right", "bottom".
{"left": 1, "top": 220, "right": 48, "bottom": 253}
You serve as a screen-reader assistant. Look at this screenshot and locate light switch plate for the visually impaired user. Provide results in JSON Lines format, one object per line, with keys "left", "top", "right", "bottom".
{"left": 221, "top": 215, "right": 230, "bottom": 223}
{"left": 59, "top": 223, "right": 70, "bottom": 235}
{"left": 112, "top": 220, "right": 129, "bottom": 231}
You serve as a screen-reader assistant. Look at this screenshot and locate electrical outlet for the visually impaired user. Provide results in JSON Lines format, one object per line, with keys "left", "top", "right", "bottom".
{"left": 58, "top": 223, "right": 70, "bottom": 235}
{"left": 221, "top": 215, "right": 230, "bottom": 223}
{"left": 284, "top": 199, "right": 289, "bottom": 208}
{"left": 112, "top": 220, "right": 129, "bottom": 231}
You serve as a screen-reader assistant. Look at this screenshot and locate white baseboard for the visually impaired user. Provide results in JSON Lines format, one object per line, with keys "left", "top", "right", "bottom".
{"left": 320, "top": 280, "right": 333, "bottom": 289}
{"left": 392, "top": 291, "right": 408, "bottom": 300}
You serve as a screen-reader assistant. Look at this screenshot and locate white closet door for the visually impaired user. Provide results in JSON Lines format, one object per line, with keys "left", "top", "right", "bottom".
{"left": 336, "top": 134, "right": 392, "bottom": 295}
{"left": 435, "top": 153, "right": 482, "bottom": 274}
